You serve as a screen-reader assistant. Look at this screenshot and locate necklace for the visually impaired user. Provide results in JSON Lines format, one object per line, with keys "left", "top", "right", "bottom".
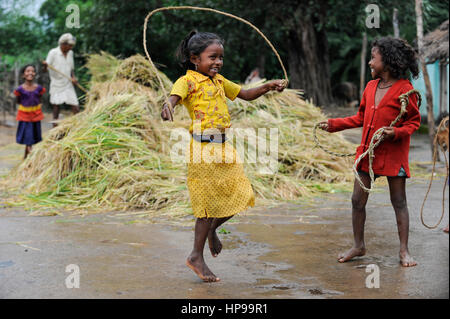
{"left": 378, "top": 83, "right": 393, "bottom": 89}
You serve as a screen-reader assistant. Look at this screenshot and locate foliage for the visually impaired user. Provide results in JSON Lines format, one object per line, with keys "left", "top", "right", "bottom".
{"left": 0, "top": 7, "right": 50, "bottom": 67}
{"left": 1, "top": 0, "right": 448, "bottom": 95}
{"left": 2, "top": 53, "right": 357, "bottom": 217}
{"left": 326, "top": 0, "right": 449, "bottom": 88}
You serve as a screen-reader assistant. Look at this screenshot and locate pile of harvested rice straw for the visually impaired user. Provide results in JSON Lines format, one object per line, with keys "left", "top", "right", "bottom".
{"left": 1, "top": 52, "right": 356, "bottom": 218}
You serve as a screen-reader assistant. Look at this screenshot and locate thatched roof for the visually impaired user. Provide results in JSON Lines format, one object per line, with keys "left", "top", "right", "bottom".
{"left": 422, "top": 20, "right": 449, "bottom": 64}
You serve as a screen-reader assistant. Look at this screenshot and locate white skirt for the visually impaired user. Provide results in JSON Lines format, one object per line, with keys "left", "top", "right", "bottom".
{"left": 49, "top": 83, "right": 79, "bottom": 106}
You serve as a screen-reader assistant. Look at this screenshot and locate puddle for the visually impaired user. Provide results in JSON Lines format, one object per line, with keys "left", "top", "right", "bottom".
{"left": 0, "top": 260, "right": 14, "bottom": 268}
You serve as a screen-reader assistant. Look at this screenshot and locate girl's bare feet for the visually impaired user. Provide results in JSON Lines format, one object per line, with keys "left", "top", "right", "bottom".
{"left": 24, "top": 145, "right": 32, "bottom": 159}
{"left": 186, "top": 254, "right": 220, "bottom": 282}
{"left": 207, "top": 230, "right": 222, "bottom": 257}
{"left": 399, "top": 250, "right": 417, "bottom": 267}
{"left": 338, "top": 246, "right": 366, "bottom": 263}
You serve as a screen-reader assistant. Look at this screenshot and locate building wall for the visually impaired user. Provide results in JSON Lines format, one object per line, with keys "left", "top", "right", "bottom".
{"left": 411, "top": 61, "right": 449, "bottom": 119}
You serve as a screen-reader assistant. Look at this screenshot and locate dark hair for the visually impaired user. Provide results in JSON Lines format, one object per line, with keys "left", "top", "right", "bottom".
{"left": 20, "top": 64, "right": 36, "bottom": 75}
{"left": 176, "top": 31, "right": 224, "bottom": 70}
{"left": 371, "top": 37, "right": 419, "bottom": 80}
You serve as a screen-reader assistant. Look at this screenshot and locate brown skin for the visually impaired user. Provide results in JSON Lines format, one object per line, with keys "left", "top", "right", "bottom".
{"left": 24, "top": 145, "right": 32, "bottom": 159}
{"left": 162, "top": 43, "right": 285, "bottom": 282}
{"left": 161, "top": 43, "right": 284, "bottom": 121}
{"left": 186, "top": 216, "right": 233, "bottom": 282}
{"left": 321, "top": 46, "right": 416, "bottom": 267}
{"left": 318, "top": 47, "right": 396, "bottom": 139}
{"left": 41, "top": 43, "right": 79, "bottom": 127}
{"left": 338, "top": 173, "right": 416, "bottom": 267}
{"left": 161, "top": 80, "right": 285, "bottom": 120}
{"left": 21, "top": 66, "right": 38, "bottom": 92}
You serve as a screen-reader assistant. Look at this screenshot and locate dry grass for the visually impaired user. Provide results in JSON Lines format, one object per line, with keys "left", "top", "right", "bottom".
{"left": 1, "top": 53, "right": 356, "bottom": 219}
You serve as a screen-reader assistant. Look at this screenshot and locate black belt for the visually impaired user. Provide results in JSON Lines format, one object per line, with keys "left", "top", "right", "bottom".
{"left": 192, "top": 133, "right": 227, "bottom": 143}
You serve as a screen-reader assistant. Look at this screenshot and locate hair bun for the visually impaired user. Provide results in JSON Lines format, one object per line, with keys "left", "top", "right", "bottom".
{"left": 186, "top": 30, "right": 197, "bottom": 47}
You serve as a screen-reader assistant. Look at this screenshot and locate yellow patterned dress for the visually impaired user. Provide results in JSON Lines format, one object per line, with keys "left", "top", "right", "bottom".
{"left": 171, "top": 70, "right": 255, "bottom": 218}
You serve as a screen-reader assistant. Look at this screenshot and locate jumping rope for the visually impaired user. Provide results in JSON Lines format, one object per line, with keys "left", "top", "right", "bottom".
{"left": 142, "top": 6, "right": 289, "bottom": 121}
{"left": 313, "top": 89, "right": 421, "bottom": 193}
{"left": 420, "top": 116, "right": 449, "bottom": 229}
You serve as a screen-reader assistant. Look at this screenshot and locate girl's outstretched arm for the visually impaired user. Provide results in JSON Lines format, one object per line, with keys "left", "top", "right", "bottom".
{"left": 237, "top": 80, "right": 285, "bottom": 101}
{"left": 326, "top": 87, "right": 368, "bottom": 133}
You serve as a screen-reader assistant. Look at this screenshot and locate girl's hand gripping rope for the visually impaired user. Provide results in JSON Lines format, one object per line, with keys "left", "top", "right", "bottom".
{"left": 161, "top": 95, "right": 180, "bottom": 122}
{"left": 161, "top": 102, "right": 174, "bottom": 121}
{"left": 381, "top": 127, "right": 395, "bottom": 140}
{"left": 268, "top": 79, "right": 287, "bottom": 92}
{"left": 317, "top": 121, "right": 329, "bottom": 132}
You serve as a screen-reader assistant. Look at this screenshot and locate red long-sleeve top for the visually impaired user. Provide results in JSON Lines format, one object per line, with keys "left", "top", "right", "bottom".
{"left": 327, "top": 79, "right": 421, "bottom": 178}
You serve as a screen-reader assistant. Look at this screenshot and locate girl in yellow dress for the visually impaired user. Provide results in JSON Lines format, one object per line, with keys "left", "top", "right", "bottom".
{"left": 161, "top": 31, "right": 285, "bottom": 282}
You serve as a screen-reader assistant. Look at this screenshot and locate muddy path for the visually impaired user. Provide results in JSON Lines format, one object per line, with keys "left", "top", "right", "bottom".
{"left": 0, "top": 112, "right": 448, "bottom": 299}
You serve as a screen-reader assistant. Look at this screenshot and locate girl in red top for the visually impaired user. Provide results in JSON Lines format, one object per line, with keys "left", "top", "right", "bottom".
{"left": 319, "top": 37, "right": 420, "bottom": 267}
{"left": 14, "top": 64, "right": 46, "bottom": 159}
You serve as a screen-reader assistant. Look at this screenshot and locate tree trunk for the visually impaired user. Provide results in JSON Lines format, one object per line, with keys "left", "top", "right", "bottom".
{"left": 286, "top": 5, "right": 332, "bottom": 106}
{"left": 415, "top": 0, "right": 437, "bottom": 161}
{"left": 393, "top": 8, "right": 400, "bottom": 38}
{"left": 439, "top": 61, "right": 448, "bottom": 116}
{"left": 14, "top": 61, "right": 19, "bottom": 113}
{"left": 360, "top": 32, "right": 368, "bottom": 100}
{"left": 257, "top": 46, "right": 266, "bottom": 78}
{"left": 0, "top": 59, "right": 5, "bottom": 125}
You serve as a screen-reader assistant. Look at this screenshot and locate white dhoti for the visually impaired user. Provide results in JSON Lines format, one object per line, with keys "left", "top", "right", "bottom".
{"left": 46, "top": 46, "right": 79, "bottom": 106}
{"left": 49, "top": 79, "right": 79, "bottom": 106}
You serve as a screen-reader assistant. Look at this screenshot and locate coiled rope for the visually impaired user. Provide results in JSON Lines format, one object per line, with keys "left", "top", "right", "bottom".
{"left": 142, "top": 6, "right": 289, "bottom": 120}
{"left": 420, "top": 116, "right": 449, "bottom": 229}
{"left": 314, "top": 89, "right": 421, "bottom": 192}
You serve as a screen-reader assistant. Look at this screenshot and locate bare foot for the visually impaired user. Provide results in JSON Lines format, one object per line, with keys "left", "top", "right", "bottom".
{"left": 338, "top": 246, "right": 366, "bottom": 263}
{"left": 399, "top": 251, "right": 417, "bottom": 267}
{"left": 444, "top": 225, "right": 449, "bottom": 233}
{"left": 186, "top": 255, "right": 220, "bottom": 282}
{"left": 208, "top": 230, "right": 222, "bottom": 257}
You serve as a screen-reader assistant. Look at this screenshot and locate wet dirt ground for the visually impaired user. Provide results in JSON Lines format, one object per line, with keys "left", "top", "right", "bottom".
{"left": 0, "top": 110, "right": 448, "bottom": 299}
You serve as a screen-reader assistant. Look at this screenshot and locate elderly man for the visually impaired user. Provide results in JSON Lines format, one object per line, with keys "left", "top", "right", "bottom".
{"left": 42, "top": 33, "right": 79, "bottom": 127}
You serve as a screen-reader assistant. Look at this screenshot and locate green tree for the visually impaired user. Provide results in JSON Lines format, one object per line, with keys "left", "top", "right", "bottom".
{"left": 326, "top": 0, "right": 448, "bottom": 95}
{"left": 0, "top": 6, "right": 49, "bottom": 66}
{"left": 24, "top": 0, "right": 449, "bottom": 105}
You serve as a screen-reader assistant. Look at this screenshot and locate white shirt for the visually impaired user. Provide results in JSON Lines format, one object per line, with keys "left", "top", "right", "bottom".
{"left": 45, "top": 46, "right": 78, "bottom": 106}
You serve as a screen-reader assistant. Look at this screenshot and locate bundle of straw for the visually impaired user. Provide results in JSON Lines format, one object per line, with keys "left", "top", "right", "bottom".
{"left": 229, "top": 82, "right": 355, "bottom": 201}
{"left": 3, "top": 52, "right": 356, "bottom": 217}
